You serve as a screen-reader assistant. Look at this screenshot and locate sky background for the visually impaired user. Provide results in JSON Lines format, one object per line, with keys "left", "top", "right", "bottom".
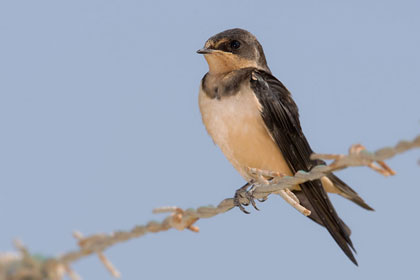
{"left": 1, "top": 1, "right": 420, "bottom": 279}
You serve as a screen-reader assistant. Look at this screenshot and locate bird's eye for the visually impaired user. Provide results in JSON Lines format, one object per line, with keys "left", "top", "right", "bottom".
{"left": 230, "top": 40, "right": 241, "bottom": 50}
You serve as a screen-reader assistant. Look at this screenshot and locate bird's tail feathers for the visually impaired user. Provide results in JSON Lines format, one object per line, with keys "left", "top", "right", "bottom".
{"left": 327, "top": 173, "right": 374, "bottom": 211}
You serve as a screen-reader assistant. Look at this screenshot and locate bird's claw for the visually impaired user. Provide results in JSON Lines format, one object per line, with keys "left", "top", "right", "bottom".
{"left": 234, "top": 167, "right": 283, "bottom": 213}
{"left": 257, "top": 196, "right": 268, "bottom": 203}
{"left": 233, "top": 181, "right": 260, "bottom": 214}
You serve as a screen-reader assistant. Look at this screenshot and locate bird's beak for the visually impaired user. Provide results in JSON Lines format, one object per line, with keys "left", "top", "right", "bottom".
{"left": 196, "top": 48, "right": 214, "bottom": 54}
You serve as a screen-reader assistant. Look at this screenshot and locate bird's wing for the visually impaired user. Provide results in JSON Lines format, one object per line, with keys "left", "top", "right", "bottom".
{"left": 250, "top": 69, "right": 358, "bottom": 265}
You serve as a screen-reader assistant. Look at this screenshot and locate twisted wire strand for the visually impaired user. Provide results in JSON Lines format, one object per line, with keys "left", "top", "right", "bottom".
{"left": 1, "top": 134, "right": 419, "bottom": 280}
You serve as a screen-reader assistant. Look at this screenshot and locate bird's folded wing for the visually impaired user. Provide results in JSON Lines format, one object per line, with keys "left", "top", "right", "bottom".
{"left": 250, "top": 70, "right": 357, "bottom": 265}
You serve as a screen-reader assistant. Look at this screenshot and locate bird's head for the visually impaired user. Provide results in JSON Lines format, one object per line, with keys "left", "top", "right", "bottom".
{"left": 197, "top": 28, "right": 270, "bottom": 75}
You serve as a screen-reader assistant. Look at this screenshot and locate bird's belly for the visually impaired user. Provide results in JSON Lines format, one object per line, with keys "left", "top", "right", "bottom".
{"left": 199, "top": 87, "right": 293, "bottom": 181}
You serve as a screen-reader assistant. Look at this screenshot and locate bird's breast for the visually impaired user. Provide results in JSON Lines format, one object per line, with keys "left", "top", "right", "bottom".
{"left": 198, "top": 84, "right": 293, "bottom": 181}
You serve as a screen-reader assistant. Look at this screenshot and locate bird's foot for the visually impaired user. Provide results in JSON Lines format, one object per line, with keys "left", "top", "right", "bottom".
{"left": 234, "top": 168, "right": 289, "bottom": 213}
{"left": 233, "top": 181, "right": 260, "bottom": 214}
{"left": 248, "top": 167, "right": 311, "bottom": 216}
{"left": 248, "top": 167, "right": 284, "bottom": 201}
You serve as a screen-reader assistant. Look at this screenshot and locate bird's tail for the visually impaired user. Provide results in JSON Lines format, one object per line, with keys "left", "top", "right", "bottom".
{"left": 327, "top": 173, "right": 374, "bottom": 211}
{"left": 292, "top": 190, "right": 352, "bottom": 236}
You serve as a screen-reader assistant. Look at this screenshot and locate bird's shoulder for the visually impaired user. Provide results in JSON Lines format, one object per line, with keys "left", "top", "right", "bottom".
{"left": 249, "top": 69, "right": 303, "bottom": 136}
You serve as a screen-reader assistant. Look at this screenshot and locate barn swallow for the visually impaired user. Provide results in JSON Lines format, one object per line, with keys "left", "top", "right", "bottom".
{"left": 197, "top": 28, "right": 373, "bottom": 265}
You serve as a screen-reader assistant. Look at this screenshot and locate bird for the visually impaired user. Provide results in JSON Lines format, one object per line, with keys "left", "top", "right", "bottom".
{"left": 197, "top": 28, "right": 373, "bottom": 265}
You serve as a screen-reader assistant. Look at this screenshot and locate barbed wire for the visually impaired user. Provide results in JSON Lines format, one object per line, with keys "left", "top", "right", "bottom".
{"left": 1, "top": 134, "right": 419, "bottom": 280}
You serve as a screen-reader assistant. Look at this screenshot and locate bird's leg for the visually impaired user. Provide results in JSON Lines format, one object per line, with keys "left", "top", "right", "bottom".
{"left": 245, "top": 182, "right": 261, "bottom": 210}
{"left": 233, "top": 167, "right": 282, "bottom": 214}
{"left": 278, "top": 189, "right": 311, "bottom": 216}
{"left": 234, "top": 167, "right": 308, "bottom": 214}
{"left": 233, "top": 181, "right": 253, "bottom": 214}
{"left": 248, "top": 167, "right": 284, "bottom": 202}
{"left": 233, "top": 167, "right": 278, "bottom": 214}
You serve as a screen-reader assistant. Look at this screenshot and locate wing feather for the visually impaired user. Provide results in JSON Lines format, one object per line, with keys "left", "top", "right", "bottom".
{"left": 250, "top": 70, "right": 358, "bottom": 265}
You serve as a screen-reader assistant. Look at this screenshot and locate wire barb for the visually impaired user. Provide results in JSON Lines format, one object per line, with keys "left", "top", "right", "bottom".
{"left": 278, "top": 189, "right": 311, "bottom": 216}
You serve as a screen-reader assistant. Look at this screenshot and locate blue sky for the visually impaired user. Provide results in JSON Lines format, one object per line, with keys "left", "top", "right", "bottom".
{"left": 1, "top": 1, "right": 419, "bottom": 279}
